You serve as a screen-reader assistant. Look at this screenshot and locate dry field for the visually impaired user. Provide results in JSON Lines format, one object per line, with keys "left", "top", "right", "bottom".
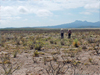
{"left": 0, "top": 29, "right": 100, "bottom": 75}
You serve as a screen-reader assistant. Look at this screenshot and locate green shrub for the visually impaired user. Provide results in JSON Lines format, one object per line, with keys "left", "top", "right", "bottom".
{"left": 35, "top": 41, "right": 44, "bottom": 50}
{"left": 33, "top": 50, "right": 39, "bottom": 57}
{"left": 73, "top": 39, "right": 80, "bottom": 47}
{"left": 27, "top": 40, "right": 34, "bottom": 50}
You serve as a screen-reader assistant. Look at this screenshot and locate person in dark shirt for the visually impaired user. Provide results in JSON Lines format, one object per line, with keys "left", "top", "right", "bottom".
{"left": 60, "top": 28, "right": 64, "bottom": 39}
{"left": 68, "top": 29, "right": 72, "bottom": 38}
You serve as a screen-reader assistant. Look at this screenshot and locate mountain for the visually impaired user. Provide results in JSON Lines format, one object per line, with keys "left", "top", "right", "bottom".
{"left": 0, "top": 20, "right": 100, "bottom": 29}
{"left": 39, "top": 20, "right": 100, "bottom": 28}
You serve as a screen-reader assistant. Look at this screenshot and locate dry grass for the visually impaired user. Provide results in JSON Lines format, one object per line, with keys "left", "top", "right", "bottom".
{"left": 0, "top": 29, "right": 100, "bottom": 75}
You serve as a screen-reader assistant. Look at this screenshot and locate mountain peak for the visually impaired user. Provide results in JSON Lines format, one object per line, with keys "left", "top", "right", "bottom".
{"left": 83, "top": 20, "right": 87, "bottom": 22}
{"left": 75, "top": 20, "right": 81, "bottom": 22}
{"left": 75, "top": 20, "right": 88, "bottom": 23}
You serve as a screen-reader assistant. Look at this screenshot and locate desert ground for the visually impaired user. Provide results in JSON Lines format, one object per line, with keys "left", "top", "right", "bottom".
{"left": 0, "top": 29, "right": 100, "bottom": 75}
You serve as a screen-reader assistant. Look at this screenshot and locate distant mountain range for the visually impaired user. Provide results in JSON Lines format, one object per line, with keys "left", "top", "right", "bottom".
{"left": 39, "top": 20, "right": 100, "bottom": 28}
{"left": 0, "top": 20, "right": 100, "bottom": 29}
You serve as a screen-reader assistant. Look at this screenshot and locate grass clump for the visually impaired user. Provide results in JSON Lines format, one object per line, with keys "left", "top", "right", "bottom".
{"left": 35, "top": 41, "right": 44, "bottom": 51}
{"left": 73, "top": 39, "right": 80, "bottom": 47}
{"left": 27, "top": 40, "right": 34, "bottom": 50}
{"left": 50, "top": 40, "right": 57, "bottom": 44}
{"left": 33, "top": 50, "right": 39, "bottom": 57}
{"left": 13, "top": 50, "right": 18, "bottom": 58}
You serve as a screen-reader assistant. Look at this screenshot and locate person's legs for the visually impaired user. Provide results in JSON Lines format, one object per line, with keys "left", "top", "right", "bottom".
{"left": 70, "top": 34, "right": 71, "bottom": 38}
{"left": 68, "top": 33, "right": 71, "bottom": 38}
{"left": 61, "top": 33, "right": 64, "bottom": 39}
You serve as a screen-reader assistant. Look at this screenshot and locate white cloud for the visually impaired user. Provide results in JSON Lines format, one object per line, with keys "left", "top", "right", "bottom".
{"left": 1, "top": 6, "right": 17, "bottom": 17}
{"left": 80, "top": 12, "right": 91, "bottom": 15}
{"left": 18, "top": 6, "right": 29, "bottom": 14}
{"left": 0, "top": 0, "right": 99, "bottom": 26}
{"left": 84, "top": 2, "right": 100, "bottom": 9}
{"left": 1, "top": 0, "right": 99, "bottom": 17}
{"left": 24, "top": 19, "right": 28, "bottom": 21}
{"left": 35, "top": 9, "right": 53, "bottom": 17}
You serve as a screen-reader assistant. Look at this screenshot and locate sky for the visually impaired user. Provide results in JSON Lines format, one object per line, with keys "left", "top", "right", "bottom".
{"left": 0, "top": 0, "right": 100, "bottom": 28}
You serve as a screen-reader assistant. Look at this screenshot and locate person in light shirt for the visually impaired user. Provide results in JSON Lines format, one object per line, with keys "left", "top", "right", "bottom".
{"left": 60, "top": 28, "right": 64, "bottom": 39}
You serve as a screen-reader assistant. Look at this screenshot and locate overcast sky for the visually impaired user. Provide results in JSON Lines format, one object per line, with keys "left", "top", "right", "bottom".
{"left": 0, "top": 0, "right": 100, "bottom": 28}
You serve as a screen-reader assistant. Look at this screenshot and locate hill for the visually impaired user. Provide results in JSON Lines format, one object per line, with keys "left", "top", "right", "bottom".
{"left": 41, "top": 20, "right": 100, "bottom": 28}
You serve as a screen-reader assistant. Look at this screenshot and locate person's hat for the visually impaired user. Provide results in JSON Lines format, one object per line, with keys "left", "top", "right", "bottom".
{"left": 61, "top": 28, "right": 63, "bottom": 30}
{"left": 68, "top": 29, "right": 71, "bottom": 31}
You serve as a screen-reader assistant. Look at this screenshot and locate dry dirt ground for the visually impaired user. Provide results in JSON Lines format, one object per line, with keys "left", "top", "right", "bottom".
{"left": 0, "top": 29, "right": 100, "bottom": 75}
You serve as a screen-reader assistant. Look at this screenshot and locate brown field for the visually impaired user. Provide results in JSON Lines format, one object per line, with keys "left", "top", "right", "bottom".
{"left": 0, "top": 29, "right": 100, "bottom": 75}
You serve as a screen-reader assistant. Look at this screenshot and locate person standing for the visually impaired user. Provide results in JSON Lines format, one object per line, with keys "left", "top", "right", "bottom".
{"left": 68, "top": 29, "right": 72, "bottom": 38}
{"left": 61, "top": 28, "right": 64, "bottom": 39}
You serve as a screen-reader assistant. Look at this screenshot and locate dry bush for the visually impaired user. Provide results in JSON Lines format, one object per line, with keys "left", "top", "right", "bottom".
{"left": 73, "top": 39, "right": 80, "bottom": 47}
{"left": 42, "top": 57, "right": 70, "bottom": 75}
{"left": 87, "top": 38, "right": 96, "bottom": 43}
{"left": 0, "top": 53, "right": 20, "bottom": 75}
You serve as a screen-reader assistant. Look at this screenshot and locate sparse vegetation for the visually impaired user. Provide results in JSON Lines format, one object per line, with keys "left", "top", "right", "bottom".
{"left": 73, "top": 38, "right": 80, "bottom": 47}
{"left": 0, "top": 29, "right": 100, "bottom": 75}
{"left": 33, "top": 50, "right": 39, "bottom": 57}
{"left": 0, "top": 54, "right": 20, "bottom": 75}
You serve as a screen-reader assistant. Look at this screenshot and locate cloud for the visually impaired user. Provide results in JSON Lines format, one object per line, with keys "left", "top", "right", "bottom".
{"left": 1, "top": 6, "right": 17, "bottom": 17}
{"left": 1, "top": 0, "right": 99, "bottom": 17}
{"left": 18, "top": 6, "right": 29, "bottom": 14}
{"left": 24, "top": 19, "right": 28, "bottom": 21}
{"left": 35, "top": 9, "right": 53, "bottom": 17}
{"left": 84, "top": 2, "right": 100, "bottom": 9}
{"left": 80, "top": 12, "right": 91, "bottom": 15}
{"left": 0, "top": 0, "right": 99, "bottom": 26}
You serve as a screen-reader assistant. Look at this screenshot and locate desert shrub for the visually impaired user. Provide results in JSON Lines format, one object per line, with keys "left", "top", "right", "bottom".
{"left": 35, "top": 41, "right": 44, "bottom": 50}
{"left": 97, "top": 39, "right": 100, "bottom": 43}
{"left": 50, "top": 40, "right": 57, "bottom": 44}
{"left": 90, "top": 35, "right": 93, "bottom": 37}
{"left": 42, "top": 54, "right": 74, "bottom": 75}
{"left": 0, "top": 54, "right": 19, "bottom": 75}
{"left": 33, "top": 50, "right": 39, "bottom": 57}
{"left": 35, "top": 44, "right": 43, "bottom": 50}
{"left": 0, "top": 42, "right": 5, "bottom": 47}
{"left": 16, "top": 40, "right": 21, "bottom": 45}
{"left": 93, "top": 46, "right": 99, "bottom": 54}
{"left": 82, "top": 35, "right": 86, "bottom": 39}
{"left": 23, "top": 41, "right": 27, "bottom": 46}
{"left": 6, "top": 35, "right": 14, "bottom": 41}
{"left": 13, "top": 50, "right": 18, "bottom": 58}
{"left": 73, "top": 39, "right": 80, "bottom": 47}
{"left": 39, "top": 52, "right": 45, "bottom": 55}
{"left": 87, "top": 38, "right": 96, "bottom": 43}
{"left": 67, "top": 49, "right": 78, "bottom": 57}
{"left": 52, "top": 55, "right": 58, "bottom": 62}
{"left": 71, "top": 60, "right": 81, "bottom": 66}
{"left": 88, "top": 58, "right": 93, "bottom": 63}
{"left": 82, "top": 45, "right": 87, "bottom": 49}
{"left": 35, "top": 36, "right": 41, "bottom": 40}
{"left": 51, "top": 51, "right": 60, "bottom": 55}
{"left": 44, "top": 37, "right": 51, "bottom": 41}
{"left": 13, "top": 45, "right": 19, "bottom": 58}
{"left": 60, "top": 40, "right": 65, "bottom": 45}
{"left": 68, "top": 51, "right": 76, "bottom": 57}
{"left": 27, "top": 40, "right": 34, "bottom": 50}
{"left": 29, "top": 36, "right": 35, "bottom": 40}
